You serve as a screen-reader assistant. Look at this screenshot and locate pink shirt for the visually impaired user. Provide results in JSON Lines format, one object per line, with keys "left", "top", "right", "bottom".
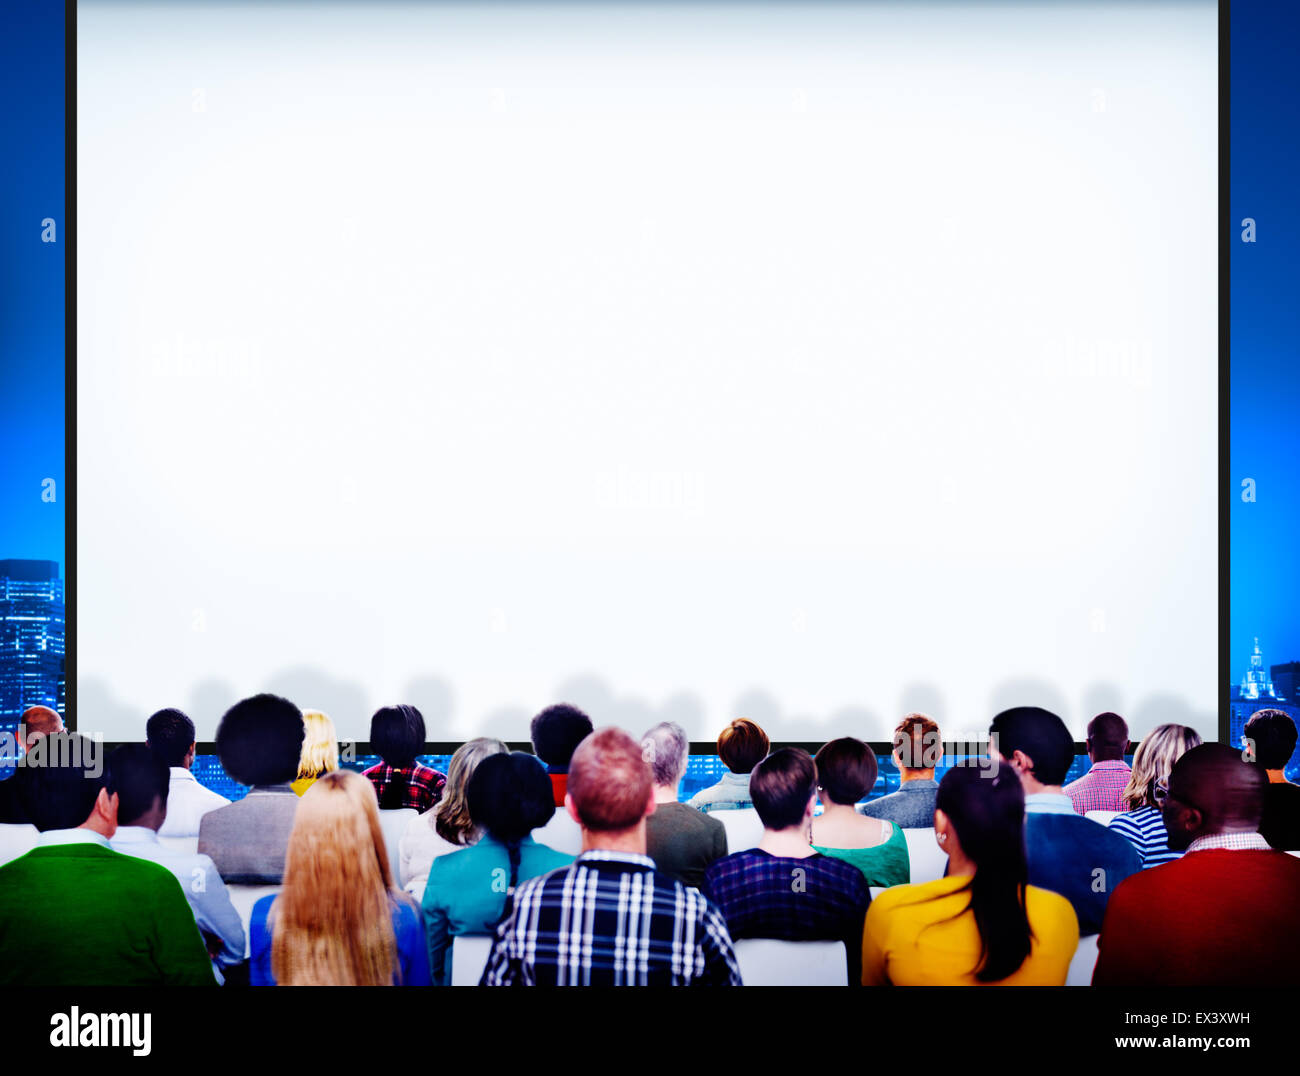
{"left": 1064, "top": 760, "right": 1131, "bottom": 814}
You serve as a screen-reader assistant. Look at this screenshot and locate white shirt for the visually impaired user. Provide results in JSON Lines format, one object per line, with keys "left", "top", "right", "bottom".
{"left": 157, "top": 767, "right": 230, "bottom": 838}
{"left": 38, "top": 827, "right": 111, "bottom": 848}
{"left": 110, "top": 825, "right": 245, "bottom": 970}
{"left": 399, "top": 809, "right": 477, "bottom": 900}
{"left": 1024, "top": 792, "right": 1077, "bottom": 816}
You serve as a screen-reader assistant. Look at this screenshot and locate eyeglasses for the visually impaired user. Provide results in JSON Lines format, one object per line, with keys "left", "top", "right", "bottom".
{"left": 1153, "top": 778, "right": 1169, "bottom": 806}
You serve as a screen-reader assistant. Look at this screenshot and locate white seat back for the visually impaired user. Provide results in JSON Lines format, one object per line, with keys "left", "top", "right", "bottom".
{"left": 533, "top": 810, "right": 583, "bottom": 856}
{"left": 157, "top": 835, "right": 199, "bottom": 856}
{"left": 226, "top": 884, "right": 282, "bottom": 958}
{"left": 733, "top": 938, "right": 848, "bottom": 986}
{"left": 378, "top": 809, "right": 417, "bottom": 883}
{"left": 902, "top": 828, "right": 948, "bottom": 884}
{"left": 451, "top": 934, "right": 494, "bottom": 986}
{"left": 715, "top": 808, "right": 765, "bottom": 854}
{"left": 0, "top": 823, "right": 38, "bottom": 868}
{"left": 1085, "top": 810, "right": 1118, "bottom": 827}
{"left": 1066, "top": 932, "right": 1099, "bottom": 986}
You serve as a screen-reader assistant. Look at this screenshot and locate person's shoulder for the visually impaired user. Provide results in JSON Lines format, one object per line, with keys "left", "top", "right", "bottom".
{"left": 1024, "top": 884, "right": 1079, "bottom": 930}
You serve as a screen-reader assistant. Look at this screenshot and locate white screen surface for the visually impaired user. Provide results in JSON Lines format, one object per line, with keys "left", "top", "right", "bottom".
{"left": 77, "top": 1, "right": 1218, "bottom": 743}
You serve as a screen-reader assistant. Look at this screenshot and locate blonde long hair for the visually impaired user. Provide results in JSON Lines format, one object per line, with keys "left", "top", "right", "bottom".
{"left": 296, "top": 709, "right": 340, "bottom": 781}
{"left": 433, "top": 737, "right": 509, "bottom": 845}
{"left": 1121, "top": 723, "right": 1202, "bottom": 810}
{"left": 270, "top": 769, "right": 408, "bottom": 985}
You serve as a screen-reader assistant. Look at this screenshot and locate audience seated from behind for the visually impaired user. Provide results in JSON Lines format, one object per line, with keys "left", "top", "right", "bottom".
{"left": 528, "top": 703, "right": 592, "bottom": 855}
{"left": 423, "top": 751, "right": 574, "bottom": 985}
{"left": 148, "top": 708, "right": 231, "bottom": 838}
{"left": 642, "top": 721, "right": 727, "bottom": 889}
{"left": 399, "top": 737, "right": 507, "bottom": 897}
{"left": 0, "top": 705, "right": 65, "bottom": 824}
{"left": 1107, "top": 724, "right": 1202, "bottom": 868}
{"left": 990, "top": 706, "right": 1140, "bottom": 935}
{"left": 862, "top": 761, "right": 1078, "bottom": 985}
{"left": 363, "top": 704, "right": 446, "bottom": 813}
{"left": 703, "top": 748, "right": 870, "bottom": 985}
{"left": 250, "top": 769, "right": 430, "bottom": 986}
{"left": 198, "top": 694, "right": 305, "bottom": 884}
{"left": 0, "top": 733, "right": 216, "bottom": 986}
{"left": 108, "top": 744, "right": 246, "bottom": 977}
{"left": 1093, "top": 742, "right": 1300, "bottom": 985}
{"left": 482, "top": 727, "right": 741, "bottom": 985}
{"left": 811, "top": 738, "right": 909, "bottom": 888}
{"left": 1063, "top": 712, "right": 1132, "bottom": 815}
{"left": 686, "top": 718, "right": 768, "bottom": 814}
{"left": 291, "top": 709, "right": 340, "bottom": 797}
{"left": 859, "top": 713, "right": 941, "bottom": 829}
{"left": 1245, "top": 708, "right": 1300, "bottom": 850}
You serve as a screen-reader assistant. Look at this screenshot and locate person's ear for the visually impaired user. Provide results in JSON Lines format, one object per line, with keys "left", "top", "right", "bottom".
{"left": 1011, "top": 749, "right": 1034, "bottom": 776}
{"left": 186, "top": 741, "right": 196, "bottom": 767}
{"left": 934, "top": 808, "right": 952, "bottom": 851}
{"left": 645, "top": 786, "right": 658, "bottom": 819}
{"left": 565, "top": 791, "right": 582, "bottom": 826}
{"left": 96, "top": 787, "right": 119, "bottom": 830}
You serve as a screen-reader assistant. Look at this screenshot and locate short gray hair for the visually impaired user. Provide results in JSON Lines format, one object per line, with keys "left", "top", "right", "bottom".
{"left": 640, "top": 722, "right": 689, "bottom": 789}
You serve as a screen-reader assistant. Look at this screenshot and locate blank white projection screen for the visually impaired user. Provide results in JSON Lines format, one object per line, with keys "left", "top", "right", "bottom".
{"left": 77, "top": 2, "right": 1218, "bottom": 744}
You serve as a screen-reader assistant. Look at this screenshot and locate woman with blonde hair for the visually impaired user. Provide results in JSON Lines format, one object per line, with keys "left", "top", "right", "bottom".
{"left": 1108, "top": 723, "right": 1202, "bottom": 869}
{"left": 249, "top": 769, "right": 430, "bottom": 985}
{"left": 291, "top": 709, "right": 340, "bottom": 796}
{"left": 398, "top": 737, "right": 508, "bottom": 898}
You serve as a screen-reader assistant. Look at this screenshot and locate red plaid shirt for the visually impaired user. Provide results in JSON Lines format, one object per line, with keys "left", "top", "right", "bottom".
{"left": 362, "top": 761, "right": 446, "bottom": 813}
{"left": 1064, "top": 760, "right": 1131, "bottom": 814}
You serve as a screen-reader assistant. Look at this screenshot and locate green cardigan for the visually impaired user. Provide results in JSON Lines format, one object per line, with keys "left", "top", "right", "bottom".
{"left": 0, "top": 844, "right": 217, "bottom": 986}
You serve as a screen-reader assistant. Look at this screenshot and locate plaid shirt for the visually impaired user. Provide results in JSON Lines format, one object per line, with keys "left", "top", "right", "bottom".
{"left": 1187, "top": 831, "right": 1272, "bottom": 853}
{"left": 702, "top": 849, "right": 870, "bottom": 944}
{"left": 480, "top": 850, "right": 742, "bottom": 986}
{"left": 1064, "top": 760, "right": 1131, "bottom": 814}
{"left": 362, "top": 761, "right": 446, "bottom": 813}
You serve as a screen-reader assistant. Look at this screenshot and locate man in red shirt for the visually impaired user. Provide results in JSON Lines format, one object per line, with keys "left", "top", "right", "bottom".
{"left": 1093, "top": 742, "right": 1300, "bottom": 985}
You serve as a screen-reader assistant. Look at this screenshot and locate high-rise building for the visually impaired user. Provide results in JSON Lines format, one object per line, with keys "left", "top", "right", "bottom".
{"left": 1271, "top": 660, "right": 1300, "bottom": 704}
{"left": 0, "top": 559, "right": 66, "bottom": 737}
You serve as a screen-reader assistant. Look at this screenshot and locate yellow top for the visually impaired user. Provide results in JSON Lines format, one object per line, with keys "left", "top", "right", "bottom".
{"left": 862, "top": 873, "right": 1078, "bottom": 986}
{"left": 290, "top": 776, "right": 317, "bottom": 797}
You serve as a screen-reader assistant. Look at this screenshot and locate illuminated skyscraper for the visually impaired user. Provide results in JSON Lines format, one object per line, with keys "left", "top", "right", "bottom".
{"left": 1229, "top": 638, "right": 1300, "bottom": 779}
{"left": 0, "top": 559, "right": 66, "bottom": 735}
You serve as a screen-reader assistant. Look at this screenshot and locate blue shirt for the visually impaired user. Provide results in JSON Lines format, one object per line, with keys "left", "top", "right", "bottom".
{"left": 249, "top": 892, "right": 430, "bottom": 986}
{"left": 1024, "top": 812, "right": 1141, "bottom": 935}
{"left": 1109, "top": 806, "right": 1184, "bottom": 869}
{"left": 422, "top": 832, "right": 573, "bottom": 986}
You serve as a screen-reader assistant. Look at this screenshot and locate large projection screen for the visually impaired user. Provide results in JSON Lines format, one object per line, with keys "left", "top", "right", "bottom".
{"left": 76, "top": 1, "right": 1218, "bottom": 744}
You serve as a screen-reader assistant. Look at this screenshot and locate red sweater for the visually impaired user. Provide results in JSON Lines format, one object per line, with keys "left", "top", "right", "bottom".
{"left": 1093, "top": 849, "right": 1300, "bottom": 986}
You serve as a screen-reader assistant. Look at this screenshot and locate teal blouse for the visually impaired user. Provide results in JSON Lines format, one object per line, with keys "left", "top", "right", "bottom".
{"left": 813, "top": 819, "right": 911, "bottom": 888}
{"left": 421, "top": 832, "right": 573, "bottom": 986}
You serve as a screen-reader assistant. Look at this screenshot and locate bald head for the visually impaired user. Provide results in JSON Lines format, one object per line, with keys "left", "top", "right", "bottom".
{"left": 567, "top": 727, "right": 654, "bottom": 834}
{"left": 1163, "top": 742, "right": 1267, "bottom": 851}
{"left": 20, "top": 706, "right": 63, "bottom": 753}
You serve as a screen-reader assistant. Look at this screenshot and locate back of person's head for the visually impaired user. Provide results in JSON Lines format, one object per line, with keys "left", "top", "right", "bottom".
{"left": 530, "top": 704, "right": 594, "bottom": 771}
{"left": 717, "top": 718, "right": 769, "bottom": 775}
{"left": 989, "top": 706, "right": 1074, "bottom": 787}
{"left": 145, "top": 708, "right": 197, "bottom": 768}
{"left": 434, "top": 736, "right": 509, "bottom": 846}
{"left": 18, "top": 732, "right": 113, "bottom": 832}
{"left": 641, "top": 722, "right": 689, "bottom": 790}
{"left": 369, "top": 704, "right": 425, "bottom": 768}
{"left": 893, "top": 712, "right": 941, "bottom": 773}
{"left": 297, "top": 709, "right": 340, "bottom": 781}
{"left": 19, "top": 705, "right": 63, "bottom": 753}
{"left": 467, "top": 752, "right": 556, "bottom": 889}
{"left": 1122, "top": 723, "right": 1202, "bottom": 810}
{"left": 1165, "top": 742, "right": 1267, "bottom": 850}
{"left": 272, "top": 768, "right": 402, "bottom": 985}
{"left": 935, "top": 761, "right": 1032, "bottom": 982}
{"left": 1244, "top": 709, "right": 1299, "bottom": 770}
{"left": 1086, "top": 711, "right": 1130, "bottom": 761}
{"left": 814, "top": 738, "right": 878, "bottom": 806}
{"left": 567, "top": 727, "right": 653, "bottom": 833}
{"left": 750, "top": 748, "right": 817, "bottom": 831}
{"left": 109, "top": 743, "right": 171, "bottom": 828}
{"left": 215, "top": 694, "right": 304, "bottom": 787}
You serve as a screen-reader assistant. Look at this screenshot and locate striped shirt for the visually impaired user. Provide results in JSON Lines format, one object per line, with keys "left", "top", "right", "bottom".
{"left": 1064, "top": 761, "right": 1132, "bottom": 814}
{"left": 1108, "top": 806, "right": 1183, "bottom": 869}
{"left": 480, "top": 850, "right": 742, "bottom": 986}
